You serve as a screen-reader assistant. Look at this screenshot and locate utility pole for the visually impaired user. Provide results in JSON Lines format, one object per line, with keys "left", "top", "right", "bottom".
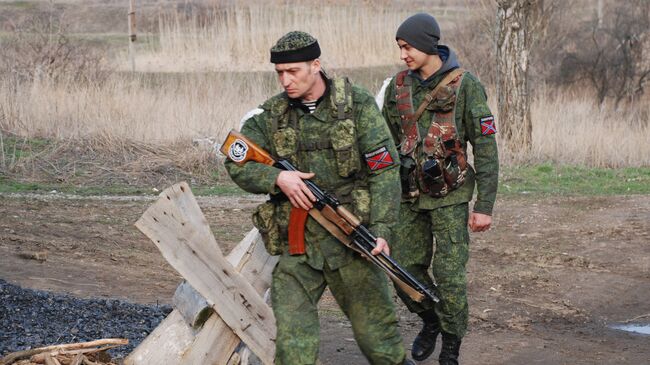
{"left": 128, "top": 0, "right": 136, "bottom": 72}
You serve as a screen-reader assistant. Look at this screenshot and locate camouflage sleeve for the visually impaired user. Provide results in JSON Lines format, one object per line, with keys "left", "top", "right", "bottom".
{"left": 224, "top": 113, "right": 282, "bottom": 194}
{"left": 355, "top": 88, "right": 401, "bottom": 242}
{"left": 461, "top": 74, "right": 499, "bottom": 215}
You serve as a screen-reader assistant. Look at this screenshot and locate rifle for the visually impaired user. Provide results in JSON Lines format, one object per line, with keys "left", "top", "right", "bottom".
{"left": 221, "top": 129, "right": 438, "bottom": 303}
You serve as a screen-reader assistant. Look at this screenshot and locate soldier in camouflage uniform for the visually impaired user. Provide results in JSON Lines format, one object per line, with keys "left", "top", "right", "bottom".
{"left": 225, "top": 31, "right": 412, "bottom": 365}
{"left": 379, "top": 14, "right": 499, "bottom": 365}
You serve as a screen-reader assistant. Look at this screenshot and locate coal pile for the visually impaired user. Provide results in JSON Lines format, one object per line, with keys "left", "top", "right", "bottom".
{"left": 0, "top": 279, "right": 172, "bottom": 359}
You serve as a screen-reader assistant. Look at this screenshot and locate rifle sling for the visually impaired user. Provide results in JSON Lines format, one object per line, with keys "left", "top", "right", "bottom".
{"left": 308, "top": 209, "right": 426, "bottom": 302}
{"left": 413, "top": 68, "right": 464, "bottom": 123}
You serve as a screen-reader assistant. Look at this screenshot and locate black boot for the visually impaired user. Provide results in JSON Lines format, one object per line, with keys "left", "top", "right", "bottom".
{"left": 411, "top": 309, "right": 440, "bottom": 361}
{"left": 438, "top": 333, "right": 462, "bottom": 365}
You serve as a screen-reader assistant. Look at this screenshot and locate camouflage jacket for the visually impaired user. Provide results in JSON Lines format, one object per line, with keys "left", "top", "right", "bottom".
{"left": 225, "top": 75, "right": 401, "bottom": 270}
{"left": 382, "top": 68, "right": 499, "bottom": 214}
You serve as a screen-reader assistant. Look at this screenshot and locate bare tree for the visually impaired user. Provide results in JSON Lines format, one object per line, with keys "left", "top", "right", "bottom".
{"left": 560, "top": 0, "right": 650, "bottom": 108}
{"left": 0, "top": 9, "right": 108, "bottom": 83}
{"left": 496, "top": 0, "right": 552, "bottom": 150}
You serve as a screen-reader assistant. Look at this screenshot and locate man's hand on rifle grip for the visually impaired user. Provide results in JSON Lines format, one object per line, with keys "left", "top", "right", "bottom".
{"left": 276, "top": 170, "right": 317, "bottom": 210}
{"left": 371, "top": 237, "right": 390, "bottom": 256}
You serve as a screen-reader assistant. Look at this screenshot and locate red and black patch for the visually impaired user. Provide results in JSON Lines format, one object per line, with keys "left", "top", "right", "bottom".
{"left": 364, "top": 146, "right": 394, "bottom": 171}
{"left": 480, "top": 116, "right": 497, "bottom": 135}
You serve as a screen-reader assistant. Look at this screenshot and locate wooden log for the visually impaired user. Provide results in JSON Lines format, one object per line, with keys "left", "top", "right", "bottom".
{"left": 0, "top": 339, "right": 128, "bottom": 365}
{"left": 173, "top": 281, "right": 212, "bottom": 329}
{"left": 30, "top": 345, "right": 122, "bottom": 363}
{"left": 122, "top": 309, "right": 195, "bottom": 365}
{"left": 133, "top": 182, "right": 276, "bottom": 365}
{"left": 43, "top": 354, "right": 60, "bottom": 365}
{"left": 178, "top": 230, "right": 276, "bottom": 365}
{"left": 81, "top": 356, "right": 98, "bottom": 365}
{"left": 70, "top": 354, "right": 84, "bottom": 365}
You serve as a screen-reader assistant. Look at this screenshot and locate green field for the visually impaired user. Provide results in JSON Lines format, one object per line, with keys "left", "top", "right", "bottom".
{"left": 2, "top": 164, "right": 649, "bottom": 197}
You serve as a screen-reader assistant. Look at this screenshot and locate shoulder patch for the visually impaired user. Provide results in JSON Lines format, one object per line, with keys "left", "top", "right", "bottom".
{"left": 364, "top": 146, "right": 394, "bottom": 171}
{"left": 480, "top": 116, "right": 497, "bottom": 135}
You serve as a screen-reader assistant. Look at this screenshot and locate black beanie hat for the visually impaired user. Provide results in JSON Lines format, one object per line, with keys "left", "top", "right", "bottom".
{"left": 270, "top": 31, "right": 321, "bottom": 64}
{"left": 395, "top": 13, "right": 441, "bottom": 55}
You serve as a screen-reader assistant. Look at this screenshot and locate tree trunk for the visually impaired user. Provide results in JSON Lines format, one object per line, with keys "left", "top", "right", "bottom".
{"left": 496, "top": 0, "right": 542, "bottom": 151}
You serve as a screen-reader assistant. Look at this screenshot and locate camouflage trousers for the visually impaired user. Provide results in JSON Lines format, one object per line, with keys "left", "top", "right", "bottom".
{"left": 271, "top": 253, "right": 406, "bottom": 365}
{"left": 391, "top": 202, "right": 470, "bottom": 338}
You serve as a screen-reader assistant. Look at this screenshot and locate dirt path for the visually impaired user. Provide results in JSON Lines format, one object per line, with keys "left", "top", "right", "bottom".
{"left": 1, "top": 192, "right": 648, "bottom": 364}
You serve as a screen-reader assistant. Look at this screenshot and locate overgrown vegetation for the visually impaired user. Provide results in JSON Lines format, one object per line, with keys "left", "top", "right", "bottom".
{"left": 559, "top": 0, "right": 650, "bottom": 107}
{"left": 0, "top": 9, "right": 109, "bottom": 83}
{"left": 0, "top": 1, "right": 648, "bottom": 196}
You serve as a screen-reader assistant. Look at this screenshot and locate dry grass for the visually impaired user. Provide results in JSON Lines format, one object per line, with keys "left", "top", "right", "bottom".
{"left": 2, "top": 69, "right": 649, "bottom": 169}
{"left": 0, "top": 72, "right": 272, "bottom": 143}
{"left": 504, "top": 93, "right": 650, "bottom": 167}
{"left": 537, "top": 96, "right": 649, "bottom": 167}
{"left": 1, "top": 2, "right": 648, "bottom": 174}
{"left": 126, "top": 4, "right": 463, "bottom": 72}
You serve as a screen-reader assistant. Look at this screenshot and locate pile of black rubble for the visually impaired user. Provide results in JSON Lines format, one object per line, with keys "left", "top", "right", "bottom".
{"left": 0, "top": 279, "right": 172, "bottom": 358}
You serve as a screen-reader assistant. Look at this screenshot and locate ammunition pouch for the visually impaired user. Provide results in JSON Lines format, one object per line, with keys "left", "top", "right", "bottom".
{"left": 416, "top": 142, "right": 467, "bottom": 198}
{"left": 272, "top": 127, "right": 298, "bottom": 159}
{"left": 442, "top": 139, "right": 467, "bottom": 190}
{"left": 399, "top": 154, "right": 420, "bottom": 199}
{"left": 331, "top": 119, "right": 361, "bottom": 177}
{"left": 251, "top": 197, "right": 291, "bottom": 256}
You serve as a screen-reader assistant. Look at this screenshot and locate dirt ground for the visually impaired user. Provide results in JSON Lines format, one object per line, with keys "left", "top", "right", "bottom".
{"left": 1, "top": 192, "right": 648, "bottom": 364}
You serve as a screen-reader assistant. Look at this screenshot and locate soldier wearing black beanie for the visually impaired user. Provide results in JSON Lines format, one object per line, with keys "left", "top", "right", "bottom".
{"left": 382, "top": 11, "right": 500, "bottom": 365}
{"left": 395, "top": 13, "right": 441, "bottom": 55}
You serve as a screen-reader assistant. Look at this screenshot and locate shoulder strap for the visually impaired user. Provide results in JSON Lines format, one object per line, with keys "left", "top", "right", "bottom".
{"left": 330, "top": 77, "right": 353, "bottom": 121}
{"left": 400, "top": 68, "right": 464, "bottom": 155}
{"left": 412, "top": 68, "right": 465, "bottom": 128}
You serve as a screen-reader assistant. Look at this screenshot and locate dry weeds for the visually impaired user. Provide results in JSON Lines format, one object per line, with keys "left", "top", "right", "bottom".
{"left": 0, "top": 2, "right": 648, "bottom": 177}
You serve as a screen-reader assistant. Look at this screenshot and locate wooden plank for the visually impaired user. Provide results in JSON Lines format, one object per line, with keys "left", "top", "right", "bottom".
{"left": 135, "top": 182, "right": 275, "bottom": 365}
{"left": 124, "top": 229, "right": 276, "bottom": 365}
{"left": 123, "top": 309, "right": 194, "bottom": 365}
{"left": 180, "top": 233, "right": 277, "bottom": 365}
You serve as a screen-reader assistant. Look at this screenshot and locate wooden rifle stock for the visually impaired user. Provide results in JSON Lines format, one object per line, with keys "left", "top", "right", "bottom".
{"left": 220, "top": 130, "right": 276, "bottom": 167}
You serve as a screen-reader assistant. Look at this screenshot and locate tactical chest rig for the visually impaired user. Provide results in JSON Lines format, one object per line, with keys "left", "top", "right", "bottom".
{"left": 270, "top": 77, "right": 360, "bottom": 180}
{"left": 396, "top": 68, "right": 468, "bottom": 198}
{"left": 261, "top": 77, "right": 368, "bottom": 255}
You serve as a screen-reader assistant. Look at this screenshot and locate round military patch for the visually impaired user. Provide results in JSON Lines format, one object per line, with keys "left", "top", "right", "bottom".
{"left": 228, "top": 139, "right": 248, "bottom": 163}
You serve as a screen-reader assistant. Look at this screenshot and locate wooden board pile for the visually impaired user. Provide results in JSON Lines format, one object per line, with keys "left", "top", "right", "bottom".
{"left": 125, "top": 182, "right": 277, "bottom": 365}
{"left": 0, "top": 339, "right": 128, "bottom": 365}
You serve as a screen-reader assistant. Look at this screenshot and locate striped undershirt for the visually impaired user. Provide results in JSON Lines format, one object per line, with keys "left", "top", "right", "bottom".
{"left": 302, "top": 100, "right": 318, "bottom": 114}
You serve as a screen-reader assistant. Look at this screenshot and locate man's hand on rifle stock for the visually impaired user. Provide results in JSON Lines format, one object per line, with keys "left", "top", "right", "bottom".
{"left": 371, "top": 237, "right": 390, "bottom": 256}
{"left": 276, "top": 170, "right": 317, "bottom": 210}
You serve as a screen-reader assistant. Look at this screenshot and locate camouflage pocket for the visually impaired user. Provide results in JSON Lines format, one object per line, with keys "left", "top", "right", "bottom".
{"left": 251, "top": 202, "right": 284, "bottom": 256}
{"left": 351, "top": 188, "right": 371, "bottom": 224}
{"left": 273, "top": 128, "right": 298, "bottom": 159}
{"left": 330, "top": 119, "right": 360, "bottom": 177}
